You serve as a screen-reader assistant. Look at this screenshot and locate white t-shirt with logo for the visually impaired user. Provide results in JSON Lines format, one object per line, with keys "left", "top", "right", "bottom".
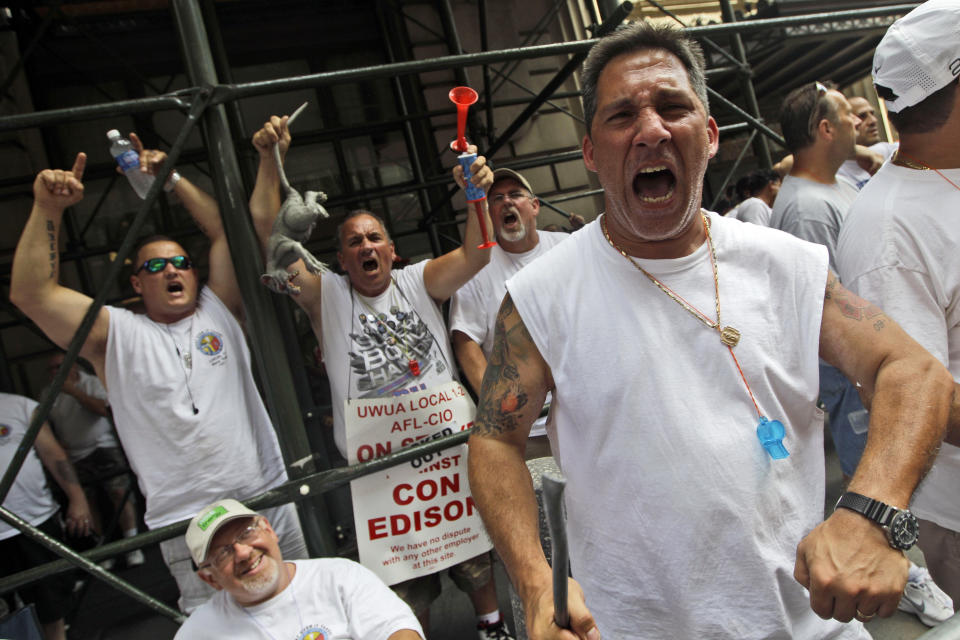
{"left": 0, "top": 392, "right": 59, "bottom": 541}
{"left": 105, "top": 287, "right": 287, "bottom": 529}
{"left": 174, "top": 558, "right": 423, "bottom": 640}
{"left": 320, "top": 261, "right": 456, "bottom": 457}
{"left": 46, "top": 371, "right": 118, "bottom": 461}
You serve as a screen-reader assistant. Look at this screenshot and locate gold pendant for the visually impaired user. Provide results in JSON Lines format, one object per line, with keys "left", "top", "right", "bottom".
{"left": 720, "top": 326, "right": 741, "bottom": 347}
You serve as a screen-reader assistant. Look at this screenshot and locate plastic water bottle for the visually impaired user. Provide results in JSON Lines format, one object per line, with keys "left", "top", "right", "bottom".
{"left": 107, "top": 129, "right": 154, "bottom": 199}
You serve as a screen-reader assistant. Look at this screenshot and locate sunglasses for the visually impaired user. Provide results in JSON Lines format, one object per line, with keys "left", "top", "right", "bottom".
{"left": 135, "top": 255, "right": 192, "bottom": 274}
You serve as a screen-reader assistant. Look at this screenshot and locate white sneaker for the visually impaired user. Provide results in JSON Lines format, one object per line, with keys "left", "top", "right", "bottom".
{"left": 898, "top": 567, "right": 955, "bottom": 626}
{"left": 125, "top": 549, "right": 146, "bottom": 567}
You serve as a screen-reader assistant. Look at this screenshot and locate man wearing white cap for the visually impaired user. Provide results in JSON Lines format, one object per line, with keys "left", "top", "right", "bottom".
{"left": 175, "top": 499, "right": 423, "bottom": 639}
{"left": 837, "top": 0, "right": 960, "bottom": 618}
{"left": 449, "top": 168, "right": 570, "bottom": 459}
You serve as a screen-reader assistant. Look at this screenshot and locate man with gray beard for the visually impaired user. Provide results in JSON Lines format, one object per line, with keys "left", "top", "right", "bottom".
{"left": 174, "top": 499, "right": 424, "bottom": 639}
{"left": 449, "top": 169, "right": 569, "bottom": 459}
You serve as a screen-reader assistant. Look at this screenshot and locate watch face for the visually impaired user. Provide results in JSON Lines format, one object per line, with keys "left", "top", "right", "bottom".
{"left": 889, "top": 511, "right": 920, "bottom": 550}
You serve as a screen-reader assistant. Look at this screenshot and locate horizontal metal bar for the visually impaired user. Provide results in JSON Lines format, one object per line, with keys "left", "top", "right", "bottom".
{"left": 0, "top": 5, "right": 915, "bottom": 136}
{"left": 0, "top": 94, "right": 190, "bottom": 133}
{"left": 0, "top": 428, "right": 469, "bottom": 593}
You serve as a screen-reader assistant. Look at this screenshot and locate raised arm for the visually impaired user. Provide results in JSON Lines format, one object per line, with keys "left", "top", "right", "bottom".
{"left": 130, "top": 133, "right": 244, "bottom": 318}
{"left": 11, "top": 154, "right": 109, "bottom": 373}
{"left": 468, "top": 294, "right": 598, "bottom": 640}
{"left": 248, "top": 115, "right": 324, "bottom": 325}
{"left": 249, "top": 115, "right": 292, "bottom": 246}
{"left": 423, "top": 147, "right": 494, "bottom": 302}
{"left": 794, "top": 271, "right": 953, "bottom": 623}
{"left": 34, "top": 420, "right": 94, "bottom": 538}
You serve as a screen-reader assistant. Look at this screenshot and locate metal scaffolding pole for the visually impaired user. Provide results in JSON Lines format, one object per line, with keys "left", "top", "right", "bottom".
{"left": 170, "top": 0, "right": 335, "bottom": 557}
{"left": 421, "top": 0, "right": 634, "bottom": 226}
{"left": 0, "top": 506, "right": 185, "bottom": 623}
{"left": 0, "top": 5, "right": 916, "bottom": 136}
{"left": 718, "top": 0, "right": 772, "bottom": 169}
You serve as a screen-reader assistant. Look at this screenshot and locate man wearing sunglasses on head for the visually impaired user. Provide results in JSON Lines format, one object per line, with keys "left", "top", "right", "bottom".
{"left": 11, "top": 137, "right": 306, "bottom": 615}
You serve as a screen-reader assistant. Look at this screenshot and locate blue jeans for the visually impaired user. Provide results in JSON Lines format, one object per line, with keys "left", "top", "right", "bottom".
{"left": 819, "top": 362, "right": 868, "bottom": 477}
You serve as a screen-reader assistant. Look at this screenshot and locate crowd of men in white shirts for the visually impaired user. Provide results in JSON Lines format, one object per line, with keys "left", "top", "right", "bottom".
{"left": 3, "top": 1, "right": 960, "bottom": 639}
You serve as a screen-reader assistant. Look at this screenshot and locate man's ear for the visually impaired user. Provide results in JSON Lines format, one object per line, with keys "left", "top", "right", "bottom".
{"left": 530, "top": 197, "right": 541, "bottom": 218}
{"left": 337, "top": 251, "right": 346, "bottom": 272}
{"left": 706, "top": 117, "right": 720, "bottom": 159}
{"left": 130, "top": 274, "right": 143, "bottom": 295}
{"left": 390, "top": 241, "right": 397, "bottom": 263}
{"left": 197, "top": 568, "right": 224, "bottom": 591}
{"left": 582, "top": 134, "right": 598, "bottom": 173}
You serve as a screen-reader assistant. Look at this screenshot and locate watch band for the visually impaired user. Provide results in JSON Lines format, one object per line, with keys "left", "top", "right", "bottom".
{"left": 835, "top": 492, "right": 896, "bottom": 527}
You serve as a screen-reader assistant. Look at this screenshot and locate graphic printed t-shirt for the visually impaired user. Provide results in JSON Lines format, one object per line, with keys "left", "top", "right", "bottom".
{"left": 321, "top": 261, "right": 456, "bottom": 456}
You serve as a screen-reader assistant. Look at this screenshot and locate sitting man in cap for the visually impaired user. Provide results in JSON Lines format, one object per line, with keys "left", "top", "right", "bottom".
{"left": 175, "top": 499, "right": 423, "bottom": 640}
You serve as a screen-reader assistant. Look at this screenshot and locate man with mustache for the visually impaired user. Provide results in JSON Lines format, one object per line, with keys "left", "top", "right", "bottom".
{"left": 449, "top": 168, "right": 570, "bottom": 459}
{"left": 466, "top": 21, "right": 955, "bottom": 639}
{"left": 175, "top": 499, "right": 423, "bottom": 639}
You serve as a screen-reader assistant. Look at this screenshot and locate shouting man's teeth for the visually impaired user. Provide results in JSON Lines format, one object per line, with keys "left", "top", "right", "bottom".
{"left": 633, "top": 165, "right": 676, "bottom": 204}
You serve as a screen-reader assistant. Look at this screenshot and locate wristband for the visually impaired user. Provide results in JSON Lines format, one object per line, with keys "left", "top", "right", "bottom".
{"left": 164, "top": 170, "right": 182, "bottom": 192}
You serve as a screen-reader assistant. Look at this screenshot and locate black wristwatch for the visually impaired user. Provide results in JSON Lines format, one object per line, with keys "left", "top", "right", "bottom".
{"left": 835, "top": 491, "right": 919, "bottom": 550}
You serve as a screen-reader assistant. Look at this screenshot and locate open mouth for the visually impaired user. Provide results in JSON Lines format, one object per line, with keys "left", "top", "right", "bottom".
{"left": 239, "top": 554, "right": 263, "bottom": 577}
{"left": 633, "top": 165, "right": 676, "bottom": 204}
{"left": 361, "top": 258, "right": 378, "bottom": 272}
{"left": 167, "top": 282, "right": 184, "bottom": 293}
{"left": 502, "top": 211, "right": 519, "bottom": 226}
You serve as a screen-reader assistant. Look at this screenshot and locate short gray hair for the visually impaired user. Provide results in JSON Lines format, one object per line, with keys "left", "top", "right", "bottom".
{"left": 336, "top": 210, "right": 391, "bottom": 251}
{"left": 582, "top": 22, "right": 710, "bottom": 135}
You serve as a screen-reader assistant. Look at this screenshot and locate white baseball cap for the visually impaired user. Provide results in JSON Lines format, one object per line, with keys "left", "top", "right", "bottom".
{"left": 492, "top": 168, "right": 534, "bottom": 194}
{"left": 872, "top": 0, "right": 960, "bottom": 113}
{"left": 185, "top": 499, "right": 258, "bottom": 566}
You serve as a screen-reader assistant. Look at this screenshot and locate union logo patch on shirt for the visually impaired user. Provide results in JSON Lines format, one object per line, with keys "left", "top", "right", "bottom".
{"left": 298, "top": 625, "right": 332, "bottom": 640}
{"left": 195, "top": 331, "right": 224, "bottom": 356}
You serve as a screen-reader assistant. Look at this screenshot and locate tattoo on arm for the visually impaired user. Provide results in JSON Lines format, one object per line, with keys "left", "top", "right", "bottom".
{"left": 53, "top": 459, "right": 81, "bottom": 488}
{"left": 826, "top": 273, "right": 887, "bottom": 332}
{"left": 475, "top": 295, "right": 533, "bottom": 436}
{"left": 47, "top": 220, "right": 57, "bottom": 279}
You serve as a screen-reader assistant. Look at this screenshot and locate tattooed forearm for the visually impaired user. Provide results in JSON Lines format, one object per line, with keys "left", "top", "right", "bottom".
{"left": 474, "top": 294, "right": 540, "bottom": 437}
{"left": 826, "top": 272, "right": 888, "bottom": 331}
{"left": 47, "top": 220, "right": 57, "bottom": 279}
{"left": 52, "top": 459, "right": 81, "bottom": 487}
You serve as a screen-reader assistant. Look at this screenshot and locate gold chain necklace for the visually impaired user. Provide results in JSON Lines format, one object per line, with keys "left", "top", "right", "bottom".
{"left": 892, "top": 150, "right": 960, "bottom": 192}
{"left": 600, "top": 213, "right": 741, "bottom": 348}
{"left": 599, "top": 213, "right": 794, "bottom": 461}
